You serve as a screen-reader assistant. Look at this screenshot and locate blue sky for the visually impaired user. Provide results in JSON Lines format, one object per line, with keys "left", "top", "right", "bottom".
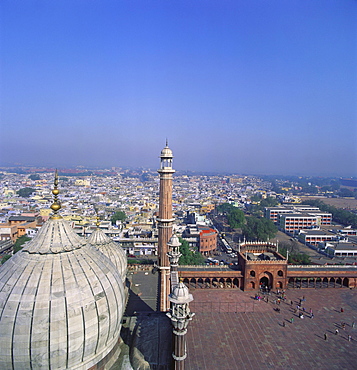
{"left": 0, "top": 0, "right": 356, "bottom": 176}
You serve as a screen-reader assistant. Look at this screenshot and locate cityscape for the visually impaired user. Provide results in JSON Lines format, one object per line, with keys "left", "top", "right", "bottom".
{"left": 0, "top": 1, "right": 356, "bottom": 370}
{"left": 0, "top": 146, "right": 356, "bottom": 369}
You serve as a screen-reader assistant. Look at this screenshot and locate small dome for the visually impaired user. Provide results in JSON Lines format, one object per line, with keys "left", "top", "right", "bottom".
{"left": 88, "top": 227, "right": 127, "bottom": 283}
{"left": 160, "top": 145, "right": 173, "bottom": 158}
{"left": 169, "top": 282, "right": 193, "bottom": 304}
{"left": 0, "top": 217, "right": 125, "bottom": 370}
{"left": 167, "top": 234, "right": 181, "bottom": 248}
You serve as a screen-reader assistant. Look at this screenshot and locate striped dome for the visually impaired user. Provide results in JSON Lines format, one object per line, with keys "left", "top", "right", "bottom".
{"left": 0, "top": 217, "right": 125, "bottom": 369}
{"left": 87, "top": 227, "right": 127, "bottom": 283}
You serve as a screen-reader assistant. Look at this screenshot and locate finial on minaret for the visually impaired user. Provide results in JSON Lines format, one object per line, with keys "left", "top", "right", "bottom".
{"left": 50, "top": 169, "right": 62, "bottom": 218}
{"left": 166, "top": 138, "right": 168, "bottom": 147}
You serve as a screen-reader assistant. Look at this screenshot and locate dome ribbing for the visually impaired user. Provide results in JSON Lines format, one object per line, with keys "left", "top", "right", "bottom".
{"left": 87, "top": 227, "right": 127, "bottom": 283}
{"left": 0, "top": 217, "right": 125, "bottom": 370}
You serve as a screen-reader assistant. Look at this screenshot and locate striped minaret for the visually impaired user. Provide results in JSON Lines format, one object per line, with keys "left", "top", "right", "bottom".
{"left": 157, "top": 141, "right": 175, "bottom": 311}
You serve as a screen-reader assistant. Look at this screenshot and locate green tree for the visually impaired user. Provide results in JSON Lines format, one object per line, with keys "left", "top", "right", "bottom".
{"left": 227, "top": 208, "right": 245, "bottom": 229}
{"left": 279, "top": 242, "right": 311, "bottom": 265}
{"left": 110, "top": 211, "right": 127, "bottom": 225}
{"left": 28, "top": 174, "right": 40, "bottom": 181}
{"left": 1, "top": 255, "right": 11, "bottom": 265}
{"left": 260, "top": 197, "right": 279, "bottom": 208}
{"left": 17, "top": 187, "right": 36, "bottom": 198}
{"left": 250, "top": 194, "right": 261, "bottom": 202}
{"left": 178, "top": 238, "right": 205, "bottom": 265}
{"left": 242, "top": 217, "right": 277, "bottom": 241}
{"left": 13, "top": 235, "right": 31, "bottom": 254}
{"left": 338, "top": 188, "right": 354, "bottom": 198}
{"left": 217, "top": 203, "right": 245, "bottom": 229}
{"left": 217, "top": 203, "right": 235, "bottom": 214}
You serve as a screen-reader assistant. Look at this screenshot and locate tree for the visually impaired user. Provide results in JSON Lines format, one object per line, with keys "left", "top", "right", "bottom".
{"left": 13, "top": 235, "right": 31, "bottom": 254}
{"left": 110, "top": 211, "right": 127, "bottom": 225}
{"left": 250, "top": 196, "right": 280, "bottom": 217}
{"left": 217, "top": 203, "right": 245, "bottom": 229}
{"left": 250, "top": 194, "right": 261, "bottom": 203}
{"left": 17, "top": 187, "right": 36, "bottom": 198}
{"left": 1, "top": 255, "right": 11, "bottom": 265}
{"left": 260, "top": 197, "right": 279, "bottom": 208}
{"left": 28, "top": 174, "right": 40, "bottom": 181}
{"left": 178, "top": 238, "right": 205, "bottom": 265}
{"left": 242, "top": 217, "right": 277, "bottom": 241}
{"left": 338, "top": 188, "right": 354, "bottom": 198}
{"left": 279, "top": 242, "right": 311, "bottom": 265}
{"left": 227, "top": 208, "right": 245, "bottom": 229}
{"left": 217, "top": 203, "right": 235, "bottom": 214}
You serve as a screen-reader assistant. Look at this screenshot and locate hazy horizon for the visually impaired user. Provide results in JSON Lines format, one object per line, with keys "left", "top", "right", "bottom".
{"left": 1, "top": 1, "right": 356, "bottom": 177}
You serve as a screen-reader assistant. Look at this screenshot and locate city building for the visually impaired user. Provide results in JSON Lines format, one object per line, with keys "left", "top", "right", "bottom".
{"left": 265, "top": 205, "right": 332, "bottom": 230}
{"left": 297, "top": 229, "right": 337, "bottom": 246}
{"left": 264, "top": 206, "right": 294, "bottom": 223}
{"left": 279, "top": 213, "right": 319, "bottom": 233}
{"left": 198, "top": 228, "right": 217, "bottom": 255}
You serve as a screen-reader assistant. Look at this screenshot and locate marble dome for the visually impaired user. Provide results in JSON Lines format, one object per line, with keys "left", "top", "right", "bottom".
{"left": 87, "top": 226, "right": 127, "bottom": 284}
{"left": 0, "top": 216, "right": 125, "bottom": 369}
{"left": 160, "top": 145, "right": 173, "bottom": 158}
{"left": 169, "top": 282, "right": 193, "bottom": 305}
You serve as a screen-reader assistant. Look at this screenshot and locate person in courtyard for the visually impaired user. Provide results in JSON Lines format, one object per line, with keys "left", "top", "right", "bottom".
{"left": 324, "top": 333, "right": 328, "bottom": 341}
{"left": 335, "top": 329, "right": 339, "bottom": 335}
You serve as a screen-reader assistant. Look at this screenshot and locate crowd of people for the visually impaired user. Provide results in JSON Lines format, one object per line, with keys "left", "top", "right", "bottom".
{"left": 257, "top": 286, "right": 355, "bottom": 343}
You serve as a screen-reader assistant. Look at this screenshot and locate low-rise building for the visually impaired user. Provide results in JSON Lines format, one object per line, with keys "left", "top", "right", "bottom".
{"left": 322, "top": 241, "right": 357, "bottom": 257}
{"left": 298, "top": 229, "right": 337, "bottom": 246}
{"left": 0, "top": 224, "right": 18, "bottom": 242}
{"left": 264, "top": 206, "right": 294, "bottom": 223}
{"left": 279, "top": 213, "right": 318, "bottom": 233}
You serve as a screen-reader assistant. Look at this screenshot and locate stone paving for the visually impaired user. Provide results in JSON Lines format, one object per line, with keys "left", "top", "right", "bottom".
{"left": 186, "top": 288, "right": 357, "bottom": 370}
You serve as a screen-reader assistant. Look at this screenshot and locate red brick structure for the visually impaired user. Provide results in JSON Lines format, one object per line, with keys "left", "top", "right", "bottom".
{"left": 157, "top": 142, "right": 175, "bottom": 311}
{"left": 178, "top": 241, "right": 357, "bottom": 291}
{"left": 199, "top": 228, "right": 217, "bottom": 255}
{"left": 238, "top": 241, "right": 287, "bottom": 291}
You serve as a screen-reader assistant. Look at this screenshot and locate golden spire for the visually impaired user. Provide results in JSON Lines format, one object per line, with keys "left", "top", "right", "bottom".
{"left": 50, "top": 169, "right": 62, "bottom": 219}
{"left": 94, "top": 205, "right": 100, "bottom": 228}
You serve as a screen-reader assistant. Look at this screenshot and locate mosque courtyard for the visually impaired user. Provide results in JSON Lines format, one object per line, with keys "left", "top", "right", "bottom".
{"left": 121, "top": 271, "right": 356, "bottom": 369}
{"left": 185, "top": 288, "right": 357, "bottom": 370}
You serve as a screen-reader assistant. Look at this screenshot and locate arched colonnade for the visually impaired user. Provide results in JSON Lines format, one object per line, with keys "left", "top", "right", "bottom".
{"left": 288, "top": 277, "right": 350, "bottom": 289}
{"left": 183, "top": 277, "right": 241, "bottom": 289}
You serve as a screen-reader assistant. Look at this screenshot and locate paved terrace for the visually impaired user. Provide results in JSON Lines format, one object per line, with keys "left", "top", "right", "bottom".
{"left": 186, "top": 288, "right": 357, "bottom": 370}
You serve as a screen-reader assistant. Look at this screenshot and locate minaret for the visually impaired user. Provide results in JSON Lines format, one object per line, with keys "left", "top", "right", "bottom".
{"left": 157, "top": 141, "right": 175, "bottom": 311}
{"left": 167, "top": 282, "right": 195, "bottom": 370}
